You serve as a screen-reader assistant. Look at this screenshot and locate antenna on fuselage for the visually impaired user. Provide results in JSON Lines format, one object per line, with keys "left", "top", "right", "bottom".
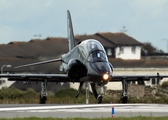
{"left": 67, "top": 10, "right": 76, "bottom": 51}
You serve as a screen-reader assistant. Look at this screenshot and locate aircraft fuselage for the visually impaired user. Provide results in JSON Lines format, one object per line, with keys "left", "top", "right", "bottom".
{"left": 60, "top": 39, "right": 113, "bottom": 85}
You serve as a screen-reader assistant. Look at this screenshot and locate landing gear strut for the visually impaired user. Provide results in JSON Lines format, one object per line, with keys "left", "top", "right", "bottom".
{"left": 121, "top": 79, "right": 128, "bottom": 103}
{"left": 76, "top": 82, "right": 84, "bottom": 98}
{"left": 97, "top": 86, "right": 103, "bottom": 104}
{"left": 90, "top": 83, "right": 104, "bottom": 104}
{"left": 40, "top": 80, "right": 47, "bottom": 104}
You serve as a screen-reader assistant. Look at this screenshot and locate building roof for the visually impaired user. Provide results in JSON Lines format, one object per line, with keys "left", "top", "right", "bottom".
{"left": 75, "top": 34, "right": 115, "bottom": 47}
{"left": 96, "top": 32, "right": 142, "bottom": 46}
{"left": 75, "top": 32, "right": 142, "bottom": 47}
{"left": 0, "top": 37, "right": 68, "bottom": 59}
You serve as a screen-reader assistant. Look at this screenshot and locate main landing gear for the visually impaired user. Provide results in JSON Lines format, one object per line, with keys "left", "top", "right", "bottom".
{"left": 40, "top": 80, "right": 47, "bottom": 104}
{"left": 39, "top": 79, "right": 128, "bottom": 104}
{"left": 121, "top": 79, "right": 128, "bottom": 103}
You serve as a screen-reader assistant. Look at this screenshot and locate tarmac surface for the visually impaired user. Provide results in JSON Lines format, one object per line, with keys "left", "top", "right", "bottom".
{"left": 0, "top": 104, "right": 168, "bottom": 118}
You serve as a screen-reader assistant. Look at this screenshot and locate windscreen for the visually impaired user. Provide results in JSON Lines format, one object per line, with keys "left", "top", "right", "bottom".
{"left": 88, "top": 50, "right": 107, "bottom": 62}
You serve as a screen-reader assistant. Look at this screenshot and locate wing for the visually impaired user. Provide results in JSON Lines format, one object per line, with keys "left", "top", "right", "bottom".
{"left": 110, "top": 73, "right": 168, "bottom": 82}
{"left": 0, "top": 73, "right": 76, "bottom": 82}
{"left": 15, "top": 58, "right": 62, "bottom": 69}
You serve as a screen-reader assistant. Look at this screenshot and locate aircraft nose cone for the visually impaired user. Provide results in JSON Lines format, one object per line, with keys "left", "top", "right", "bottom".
{"left": 88, "top": 62, "right": 112, "bottom": 76}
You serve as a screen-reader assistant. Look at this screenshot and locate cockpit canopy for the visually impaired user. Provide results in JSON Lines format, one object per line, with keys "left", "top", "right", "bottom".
{"left": 78, "top": 39, "right": 108, "bottom": 62}
{"left": 88, "top": 50, "right": 107, "bottom": 62}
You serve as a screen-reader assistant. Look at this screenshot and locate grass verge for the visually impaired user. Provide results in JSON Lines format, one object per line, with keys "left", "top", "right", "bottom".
{"left": 0, "top": 87, "right": 168, "bottom": 104}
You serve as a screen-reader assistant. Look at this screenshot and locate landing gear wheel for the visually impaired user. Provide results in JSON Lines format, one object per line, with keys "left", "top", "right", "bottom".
{"left": 121, "top": 96, "right": 128, "bottom": 103}
{"left": 40, "top": 94, "right": 47, "bottom": 104}
{"left": 97, "top": 95, "right": 103, "bottom": 104}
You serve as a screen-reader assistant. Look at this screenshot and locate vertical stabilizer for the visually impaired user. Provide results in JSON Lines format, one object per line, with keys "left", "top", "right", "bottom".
{"left": 67, "top": 10, "right": 76, "bottom": 51}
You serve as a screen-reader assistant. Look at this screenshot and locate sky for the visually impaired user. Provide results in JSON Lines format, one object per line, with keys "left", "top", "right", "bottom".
{"left": 0, "top": 0, "right": 168, "bottom": 52}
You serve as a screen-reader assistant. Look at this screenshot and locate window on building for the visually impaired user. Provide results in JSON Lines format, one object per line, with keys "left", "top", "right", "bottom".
{"left": 107, "top": 48, "right": 112, "bottom": 56}
{"left": 132, "top": 46, "right": 136, "bottom": 54}
{"left": 119, "top": 47, "right": 124, "bottom": 54}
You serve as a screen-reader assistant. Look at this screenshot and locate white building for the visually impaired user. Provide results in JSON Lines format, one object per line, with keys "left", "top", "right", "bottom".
{"left": 76, "top": 32, "right": 143, "bottom": 60}
{"left": 115, "top": 46, "right": 141, "bottom": 60}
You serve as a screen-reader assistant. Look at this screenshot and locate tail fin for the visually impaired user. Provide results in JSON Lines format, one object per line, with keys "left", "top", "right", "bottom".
{"left": 67, "top": 10, "right": 76, "bottom": 51}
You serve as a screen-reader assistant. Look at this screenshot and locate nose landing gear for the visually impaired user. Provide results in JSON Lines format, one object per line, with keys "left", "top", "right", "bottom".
{"left": 90, "top": 82, "right": 104, "bottom": 104}
{"left": 97, "top": 94, "right": 103, "bottom": 104}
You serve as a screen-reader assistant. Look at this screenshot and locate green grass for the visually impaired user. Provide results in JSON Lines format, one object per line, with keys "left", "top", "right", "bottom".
{"left": 0, "top": 87, "right": 168, "bottom": 104}
{"left": 1, "top": 117, "right": 168, "bottom": 120}
{"left": 0, "top": 87, "right": 98, "bottom": 104}
{"left": 161, "top": 81, "right": 168, "bottom": 88}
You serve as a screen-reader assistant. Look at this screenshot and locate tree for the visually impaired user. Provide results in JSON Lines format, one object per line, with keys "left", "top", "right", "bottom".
{"left": 141, "top": 42, "right": 164, "bottom": 55}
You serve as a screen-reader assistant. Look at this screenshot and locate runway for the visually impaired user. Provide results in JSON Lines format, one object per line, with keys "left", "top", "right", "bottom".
{"left": 0, "top": 104, "right": 168, "bottom": 118}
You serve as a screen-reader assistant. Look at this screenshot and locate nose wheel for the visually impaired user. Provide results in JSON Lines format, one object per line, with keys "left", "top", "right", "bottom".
{"left": 97, "top": 94, "right": 103, "bottom": 104}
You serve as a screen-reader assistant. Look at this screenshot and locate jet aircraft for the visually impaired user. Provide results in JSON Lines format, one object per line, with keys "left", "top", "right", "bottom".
{"left": 0, "top": 10, "right": 168, "bottom": 104}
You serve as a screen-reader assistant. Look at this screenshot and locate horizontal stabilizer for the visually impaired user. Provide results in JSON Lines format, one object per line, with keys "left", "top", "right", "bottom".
{"left": 15, "top": 58, "right": 62, "bottom": 69}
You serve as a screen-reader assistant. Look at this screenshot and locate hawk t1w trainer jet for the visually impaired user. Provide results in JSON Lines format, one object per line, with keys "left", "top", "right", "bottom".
{"left": 1, "top": 10, "right": 168, "bottom": 104}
